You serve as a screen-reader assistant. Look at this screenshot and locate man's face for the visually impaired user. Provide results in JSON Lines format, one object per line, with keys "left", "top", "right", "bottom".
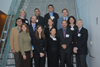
{"left": 62, "top": 21, "right": 67, "bottom": 28}
{"left": 76, "top": 20, "right": 83, "bottom": 28}
{"left": 34, "top": 9, "right": 40, "bottom": 16}
{"left": 16, "top": 19, "right": 22, "bottom": 26}
{"left": 48, "top": 6, "right": 54, "bottom": 12}
{"left": 31, "top": 16, "right": 37, "bottom": 23}
{"left": 62, "top": 10, "right": 68, "bottom": 17}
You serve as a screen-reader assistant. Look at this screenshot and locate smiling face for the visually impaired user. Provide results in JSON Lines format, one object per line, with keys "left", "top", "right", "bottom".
{"left": 76, "top": 20, "right": 83, "bottom": 28}
{"left": 16, "top": 19, "right": 22, "bottom": 26}
{"left": 48, "top": 19, "right": 53, "bottom": 26}
{"left": 62, "top": 10, "right": 68, "bottom": 17}
{"left": 34, "top": 9, "right": 40, "bottom": 16}
{"left": 37, "top": 27, "right": 42, "bottom": 34}
{"left": 20, "top": 11, "right": 25, "bottom": 17}
{"left": 22, "top": 25, "right": 27, "bottom": 32}
{"left": 50, "top": 28, "right": 56, "bottom": 36}
{"left": 31, "top": 16, "right": 37, "bottom": 23}
{"left": 62, "top": 20, "right": 68, "bottom": 29}
{"left": 48, "top": 6, "right": 54, "bottom": 12}
{"left": 69, "top": 17, "right": 74, "bottom": 24}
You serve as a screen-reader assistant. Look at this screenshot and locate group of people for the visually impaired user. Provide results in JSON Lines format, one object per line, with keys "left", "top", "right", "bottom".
{"left": 10, "top": 4, "right": 88, "bottom": 67}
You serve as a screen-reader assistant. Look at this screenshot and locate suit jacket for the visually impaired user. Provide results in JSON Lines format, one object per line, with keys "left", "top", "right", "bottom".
{"left": 34, "top": 37, "right": 46, "bottom": 55}
{"left": 73, "top": 27, "right": 88, "bottom": 55}
{"left": 10, "top": 27, "right": 19, "bottom": 52}
{"left": 57, "top": 26, "right": 73, "bottom": 53}
{"left": 44, "top": 12, "right": 59, "bottom": 27}
{"left": 36, "top": 15, "right": 45, "bottom": 28}
{"left": 28, "top": 23, "right": 38, "bottom": 46}
{"left": 57, "top": 17, "right": 68, "bottom": 30}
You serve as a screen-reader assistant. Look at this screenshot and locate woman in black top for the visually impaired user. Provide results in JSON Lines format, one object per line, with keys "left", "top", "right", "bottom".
{"left": 44, "top": 19, "right": 55, "bottom": 38}
{"left": 15, "top": 9, "right": 29, "bottom": 26}
{"left": 34, "top": 25, "right": 46, "bottom": 67}
{"left": 46, "top": 27, "right": 60, "bottom": 67}
{"left": 68, "top": 16, "right": 78, "bottom": 67}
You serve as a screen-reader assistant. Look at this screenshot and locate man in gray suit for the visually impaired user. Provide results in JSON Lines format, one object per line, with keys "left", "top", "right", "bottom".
{"left": 57, "top": 8, "right": 68, "bottom": 30}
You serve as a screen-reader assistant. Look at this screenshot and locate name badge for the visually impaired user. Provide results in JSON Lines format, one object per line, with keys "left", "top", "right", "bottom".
{"left": 51, "top": 16, "right": 55, "bottom": 20}
{"left": 32, "top": 46, "right": 34, "bottom": 50}
{"left": 36, "top": 19, "right": 38, "bottom": 22}
{"left": 25, "top": 20, "right": 28, "bottom": 23}
{"left": 70, "top": 28, "right": 74, "bottom": 31}
{"left": 66, "top": 34, "right": 69, "bottom": 38}
{"left": 53, "top": 38, "right": 57, "bottom": 41}
{"left": 78, "top": 33, "right": 81, "bottom": 37}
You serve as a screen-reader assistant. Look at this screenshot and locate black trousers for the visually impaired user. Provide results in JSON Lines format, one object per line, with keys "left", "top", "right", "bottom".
{"left": 60, "top": 53, "right": 72, "bottom": 67}
{"left": 14, "top": 52, "right": 20, "bottom": 67}
{"left": 19, "top": 51, "right": 31, "bottom": 67}
{"left": 76, "top": 54, "right": 87, "bottom": 67}
{"left": 34, "top": 54, "right": 45, "bottom": 67}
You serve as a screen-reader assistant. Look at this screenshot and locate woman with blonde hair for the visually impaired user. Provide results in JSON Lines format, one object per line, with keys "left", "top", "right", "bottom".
{"left": 15, "top": 9, "right": 29, "bottom": 26}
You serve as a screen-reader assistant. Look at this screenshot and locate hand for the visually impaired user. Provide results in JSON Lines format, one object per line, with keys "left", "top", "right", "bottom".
{"left": 31, "top": 54, "right": 33, "bottom": 58}
{"left": 72, "top": 42, "right": 73, "bottom": 44}
{"left": 62, "top": 44, "right": 67, "bottom": 49}
{"left": 23, "top": 55, "right": 26, "bottom": 60}
{"left": 12, "top": 50, "right": 15, "bottom": 54}
{"left": 40, "top": 53, "right": 44, "bottom": 57}
{"left": 73, "top": 47, "right": 77, "bottom": 53}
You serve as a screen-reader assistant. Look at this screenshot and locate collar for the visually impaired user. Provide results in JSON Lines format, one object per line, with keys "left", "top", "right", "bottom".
{"left": 49, "top": 12, "right": 53, "bottom": 16}
{"left": 50, "top": 35, "right": 56, "bottom": 39}
{"left": 63, "top": 16, "right": 68, "bottom": 20}
{"left": 31, "top": 23, "right": 36, "bottom": 26}
{"left": 63, "top": 27, "right": 67, "bottom": 31}
{"left": 78, "top": 27, "right": 82, "bottom": 32}
{"left": 69, "top": 24, "right": 75, "bottom": 28}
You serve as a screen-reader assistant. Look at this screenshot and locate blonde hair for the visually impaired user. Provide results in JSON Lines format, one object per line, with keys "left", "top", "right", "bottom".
{"left": 19, "top": 9, "right": 25, "bottom": 15}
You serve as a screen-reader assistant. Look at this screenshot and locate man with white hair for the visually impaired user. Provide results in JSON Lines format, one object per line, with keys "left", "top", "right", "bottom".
{"left": 73, "top": 19, "right": 88, "bottom": 67}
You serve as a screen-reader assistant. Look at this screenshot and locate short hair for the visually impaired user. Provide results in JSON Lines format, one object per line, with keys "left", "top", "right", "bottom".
{"left": 61, "top": 20, "right": 68, "bottom": 24}
{"left": 48, "top": 4, "right": 54, "bottom": 8}
{"left": 68, "top": 16, "right": 76, "bottom": 25}
{"left": 19, "top": 9, "right": 25, "bottom": 15}
{"left": 34, "top": 8, "right": 40, "bottom": 12}
{"left": 50, "top": 27, "right": 56, "bottom": 31}
{"left": 77, "top": 19, "right": 82, "bottom": 21}
{"left": 62, "top": 8, "right": 68, "bottom": 13}
{"left": 16, "top": 17, "right": 22, "bottom": 22}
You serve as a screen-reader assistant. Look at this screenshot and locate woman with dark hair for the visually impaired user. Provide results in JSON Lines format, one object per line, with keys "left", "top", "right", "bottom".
{"left": 18, "top": 23, "right": 33, "bottom": 67}
{"left": 34, "top": 25, "right": 46, "bottom": 67}
{"left": 46, "top": 27, "right": 60, "bottom": 67}
{"left": 68, "top": 16, "right": 78, "bottom": 67}
{"left": 44, "top": 19, "right": 55, "bottom": 38}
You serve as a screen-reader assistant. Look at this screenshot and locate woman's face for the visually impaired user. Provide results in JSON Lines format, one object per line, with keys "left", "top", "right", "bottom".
{"left": 37, "top": 27, "right": 42, "bottom": 34}
{"left": 48, "top": 19, "right": 53, "bottom": 26}
{"left": 22, "top": 25, "right": 27, "bottom": 32}
{"left": 50, "top": 28, "right": 56, "bottom": 36}
{"left": 20, "top": 11, "right": 25, "bottom": 17}
{"left": 69, "top": 18, "right": 74, "bottom": 24}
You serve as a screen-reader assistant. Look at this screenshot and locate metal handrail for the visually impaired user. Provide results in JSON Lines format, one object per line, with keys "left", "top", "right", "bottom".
{"left": 0, "top": 0, "right": 24, "bottom": 67}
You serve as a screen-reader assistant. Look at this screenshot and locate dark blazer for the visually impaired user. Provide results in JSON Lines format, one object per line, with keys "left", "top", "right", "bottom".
{"left": 57, "top": 26, "right": 73, "bottom": 53}
{"left": 46, "top": 36, "right": 60, "bottom": 53}
{"left": 15, "top": 18, "right": 29, "bottom": 26}
{"left": 68, "top": 25, "right": 78, "bottom": 42}
{"left": 34, "top": 37, "right": 46, "bottom": 55}
{"left": 36, "top": 15, "right": 45, "bottom": 28}
{"left": 28, "top": 23, "right": 38, "bottom": 46}
{"left": 73, "top": 27, "right": 88, "bottom": 55}
{"left": 44, "top": 12, "right": 59, "bottom": 27}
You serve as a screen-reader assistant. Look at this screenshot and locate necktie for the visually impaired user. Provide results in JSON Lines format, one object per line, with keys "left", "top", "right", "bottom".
{"left": 65, "top": 17, "right": 66, "bottom": 20}
{"left": 33, "top": 25, "right": 35, "bottom": 31}
{"left": 63, "top": 29, "right": 66, "bottom": 37}
{"left": 50, "top": 14, "right": 53, "bottom": 20}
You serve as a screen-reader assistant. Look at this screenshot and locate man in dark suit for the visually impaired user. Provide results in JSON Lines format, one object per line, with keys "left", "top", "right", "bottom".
{"left": 34, "top": 8, "right": 45, "bottom": 28}
{"left": 28, "top": 15, "right": 38, "bottom": 67}
{"left": 57, "top": 20, "right": 73, "bottom": 67}
{"left": 73, "top": 19, "right": 88, "bottom": 67}
{"left": 44, "top": 4, "right": 59, "bottom": 27}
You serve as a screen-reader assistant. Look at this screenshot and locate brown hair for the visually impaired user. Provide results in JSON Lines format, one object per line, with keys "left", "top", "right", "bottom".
{"left": 35, "top": 25, "right": 45, "bottom": 39}
{"left": 47, "top": 19, "right": 55, "bottom": 27}
{"left": 20, "top": 23, "right": 29, "bottom": 33}
{"left": 62, "top": 8, "right": 68, "bottom": 13}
